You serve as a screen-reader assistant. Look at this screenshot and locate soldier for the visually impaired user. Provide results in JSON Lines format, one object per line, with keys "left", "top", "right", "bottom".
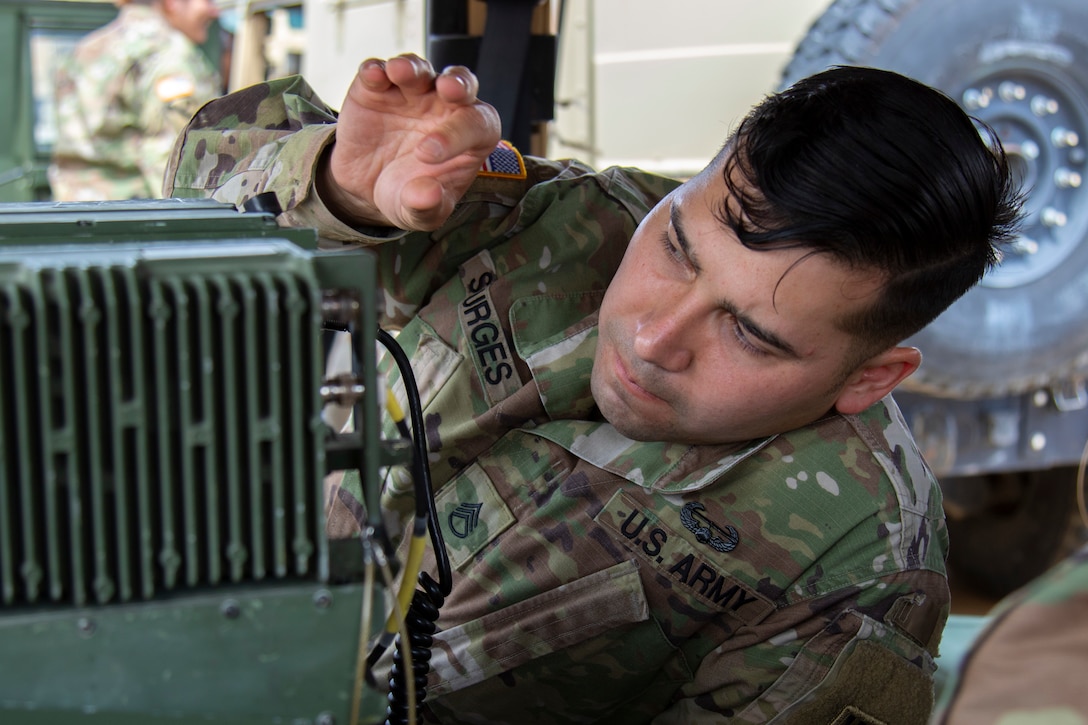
{"left": 49, "top": 0, "right": 221, "bottom": 201}
{"left": 932, "top": 542, "right": 1088, "bottom": 724}
{"left": 165, "top": 56, "right": 1022, "bottom": 724}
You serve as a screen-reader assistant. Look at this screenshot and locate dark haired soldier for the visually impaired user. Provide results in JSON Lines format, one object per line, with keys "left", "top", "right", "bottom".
{"left": 165, "top": 56, "right": 1021, "bottom": 724}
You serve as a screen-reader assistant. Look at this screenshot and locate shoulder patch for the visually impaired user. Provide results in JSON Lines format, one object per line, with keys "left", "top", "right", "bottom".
{"left": 478, "top": 140, "right": 527, "bottom": 179}
{"left": 155, "top": 74, "right": 196, "bottom": 103}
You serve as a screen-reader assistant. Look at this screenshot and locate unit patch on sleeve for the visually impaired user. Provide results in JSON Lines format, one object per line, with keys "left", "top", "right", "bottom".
{"left": 154, "top": 74, "right": 197, "bottom": 103}
{"left": 478, "top": 140, "right": 527, "bottom": 179}
{"left": 595, "top": 490, "right": 775, "bottom": 626}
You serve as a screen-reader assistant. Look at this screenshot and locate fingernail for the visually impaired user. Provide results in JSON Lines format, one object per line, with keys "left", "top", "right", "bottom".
{"left": 440, "top": 67, "right": 467, "bottom": 88}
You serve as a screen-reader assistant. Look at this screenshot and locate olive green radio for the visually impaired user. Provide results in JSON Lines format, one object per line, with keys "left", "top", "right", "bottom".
{"left": 0, "top": 198, "right": 411, "bottom": 725}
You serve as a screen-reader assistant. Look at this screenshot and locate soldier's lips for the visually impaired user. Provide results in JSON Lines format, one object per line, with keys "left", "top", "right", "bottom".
{"left": 613, "top": 352, "right": 664, "bottom": 404}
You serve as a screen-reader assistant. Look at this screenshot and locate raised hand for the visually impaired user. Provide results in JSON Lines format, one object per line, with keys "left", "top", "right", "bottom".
{"left": 318, "top": 54, "right": 502, "bottom": 231}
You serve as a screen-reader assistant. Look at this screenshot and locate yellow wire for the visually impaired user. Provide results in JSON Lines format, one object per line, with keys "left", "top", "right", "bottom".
{"left": 385, "top": 527, "right": 428, "bottom": 636}
{"left": 354, "top": 385, "right": 421, "bottom": 724}
{"left": 349, "top": 539, "right": 377, "bottom": 725}
{"left": 381, "top": 386, "right": 426, "bottom": 641}
{"left": 386, "top": 388, "right": 406, "bottom": 424}
{"left": 376, "top": 542, "right": 418, "bottom": 725}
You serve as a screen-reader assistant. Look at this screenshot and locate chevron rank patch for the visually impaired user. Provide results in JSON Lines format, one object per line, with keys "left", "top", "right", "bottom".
{"left": 478, "top": 140, "right": 527, "bottom": 179}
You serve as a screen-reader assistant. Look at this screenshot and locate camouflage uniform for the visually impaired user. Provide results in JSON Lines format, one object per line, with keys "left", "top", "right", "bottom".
{"left": 931, "top": 542, "right": 1088, "bottom": 725}
{"left": 166, "top": 76, "right": 951, "bottom": 725}
{"left": 49, "top": 3, "right": 221, "bottom": 201}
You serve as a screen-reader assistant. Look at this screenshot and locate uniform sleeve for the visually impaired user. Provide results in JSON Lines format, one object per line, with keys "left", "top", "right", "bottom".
{"left": 655, "top": 567, "right": 948, "bottom": 724}
{"left": 164, "top": 75, "right": 374, "bottom": 240}
{"left": 931, "top": 543, "right": 1088, "bottom": 724}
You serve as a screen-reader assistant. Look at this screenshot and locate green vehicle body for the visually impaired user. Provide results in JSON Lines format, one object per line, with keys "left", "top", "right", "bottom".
{"left": 0, "top": 0, "right": 117, "bottom": 202}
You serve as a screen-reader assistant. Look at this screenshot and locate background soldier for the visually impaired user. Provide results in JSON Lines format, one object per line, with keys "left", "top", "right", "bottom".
{"left": 932, "top": 541, "right": 1088, "bottom": 724}
{"left": 49, "top": 0, "right": 221, "bottom": 201}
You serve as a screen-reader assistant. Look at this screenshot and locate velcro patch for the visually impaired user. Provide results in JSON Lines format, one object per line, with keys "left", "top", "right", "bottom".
{"left": 595, "top": 490, "right": 774, "bottom": 626}
{"left": 831, "top": 706, "right": 889, "bottom": 725}
{"left": 435, "top": 462, "right": 516, "bottom": 570}
{"left": 478, "top": 140, "right": 527, "bottom": 179}
{"left": 458, "top": 250, "right": 520, "bottom": 405}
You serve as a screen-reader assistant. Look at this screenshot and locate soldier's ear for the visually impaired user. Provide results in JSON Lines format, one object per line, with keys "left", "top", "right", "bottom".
{"left": 832, "top": 346, "right": 921, "bottom": 415}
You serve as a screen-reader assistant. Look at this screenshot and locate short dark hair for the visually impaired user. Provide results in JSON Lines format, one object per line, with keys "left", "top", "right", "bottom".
{"left": 718, "top": 65, "right": 1023, "bottom": 353}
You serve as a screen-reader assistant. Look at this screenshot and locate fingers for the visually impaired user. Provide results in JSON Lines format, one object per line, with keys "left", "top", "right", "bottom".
{"left": 416, "top": 101, "right": 502, "bottom": 163}
{"left": 399, "top": 176, "right": 448, "bottom": 229}
{"left": 336, "top": 54, "right": 503, "bottom": 232}
{"left": 356, "top": 57, "right": 391, "bottom": 90}
{"left": 383, "top": 54, "right": 437, "bottom": 94}
{"left": 357, "top": 55, "right": 481, "bottom": 104}
{"left": 435, "top": 65, "right": 478, "bottom": 104}
{"left": 353, "top": 54, "right": 435, "bottom": 98}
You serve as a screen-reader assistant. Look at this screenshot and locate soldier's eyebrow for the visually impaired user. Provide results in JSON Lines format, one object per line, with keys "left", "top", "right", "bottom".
{"left": 671, "top": 202, "right": 701, "bottom": 273}
{"left": 673, "top": 200, "right": 801, "bottom": 360}
{"left": 722, "top": 300, "right": 801, "bottom": 359}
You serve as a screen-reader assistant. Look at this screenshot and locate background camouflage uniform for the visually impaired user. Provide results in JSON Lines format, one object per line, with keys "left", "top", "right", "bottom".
{"left": 166, "top": 76, "right": 952, "bottom": 725}
{"left": 49, "top": 2, "right": 221, "bottom": 201}
{"left": 931, "top": 542, "right": 1088, "bottom": 725}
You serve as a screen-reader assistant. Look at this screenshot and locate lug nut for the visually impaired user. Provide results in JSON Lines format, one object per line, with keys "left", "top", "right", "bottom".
{"left": 1041, "top": 207, "right": 1068, "bottom": 227}
{"left": 963, "top": 88, "right": 991, "bottom": 110}
{"left": 1052, "top": 127, "right": 1080, "bottom": 148}
{"left": 1055, "top": 168, "right": 1082, "bottom": 188}
{"left": 999, "top": 81, "right": 1026, "bottom": 102}
{"left": 1031, "top": 95, "right": 1059, "bottom": 116}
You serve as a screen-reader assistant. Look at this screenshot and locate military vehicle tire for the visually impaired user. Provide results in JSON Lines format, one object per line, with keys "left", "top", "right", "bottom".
{"left": 781, "top": 0, "right": 1088, "bottom": 399}
{"left": 942, "top": 469, "right": 1080, "bottom": 599}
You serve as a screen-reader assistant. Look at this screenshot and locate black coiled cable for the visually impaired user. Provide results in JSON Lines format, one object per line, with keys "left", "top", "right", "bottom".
{"left": 384, "top": 572, "right": 446, "bottom": 724}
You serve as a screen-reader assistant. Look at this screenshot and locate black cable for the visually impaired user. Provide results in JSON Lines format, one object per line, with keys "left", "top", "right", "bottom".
{"left": 384, "top": 573, "right": 445, "bottom": 725}
{"left": 372, "top": 328, "right": 453, "bottom": 724}
{"left": 324, "top": 316, "right": 451, "bottom": 721}
{"left": 376, "top": 327, "right": 453, "bottom": 595}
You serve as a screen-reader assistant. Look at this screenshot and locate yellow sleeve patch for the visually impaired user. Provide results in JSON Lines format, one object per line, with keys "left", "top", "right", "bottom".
{"left": 477, "top": 140, "right": 527, "bottom": 179}
{"left": 154, "top": 74, "right": 197, "bottom": 103}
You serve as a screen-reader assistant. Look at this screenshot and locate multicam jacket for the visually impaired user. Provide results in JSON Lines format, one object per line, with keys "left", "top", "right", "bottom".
{"left": 931, "top": 542, "right": 1088, "bottom": 724}
{"left": 165, "top": 76, "right": 951, "bottom": 725}
{"left": 50, "top": 3, "right": 221, "bottom": 201}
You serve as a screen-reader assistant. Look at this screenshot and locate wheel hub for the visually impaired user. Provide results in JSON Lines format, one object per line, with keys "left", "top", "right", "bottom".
{"left": 958, "top": 66, "right": 1088, "bottom": 288}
